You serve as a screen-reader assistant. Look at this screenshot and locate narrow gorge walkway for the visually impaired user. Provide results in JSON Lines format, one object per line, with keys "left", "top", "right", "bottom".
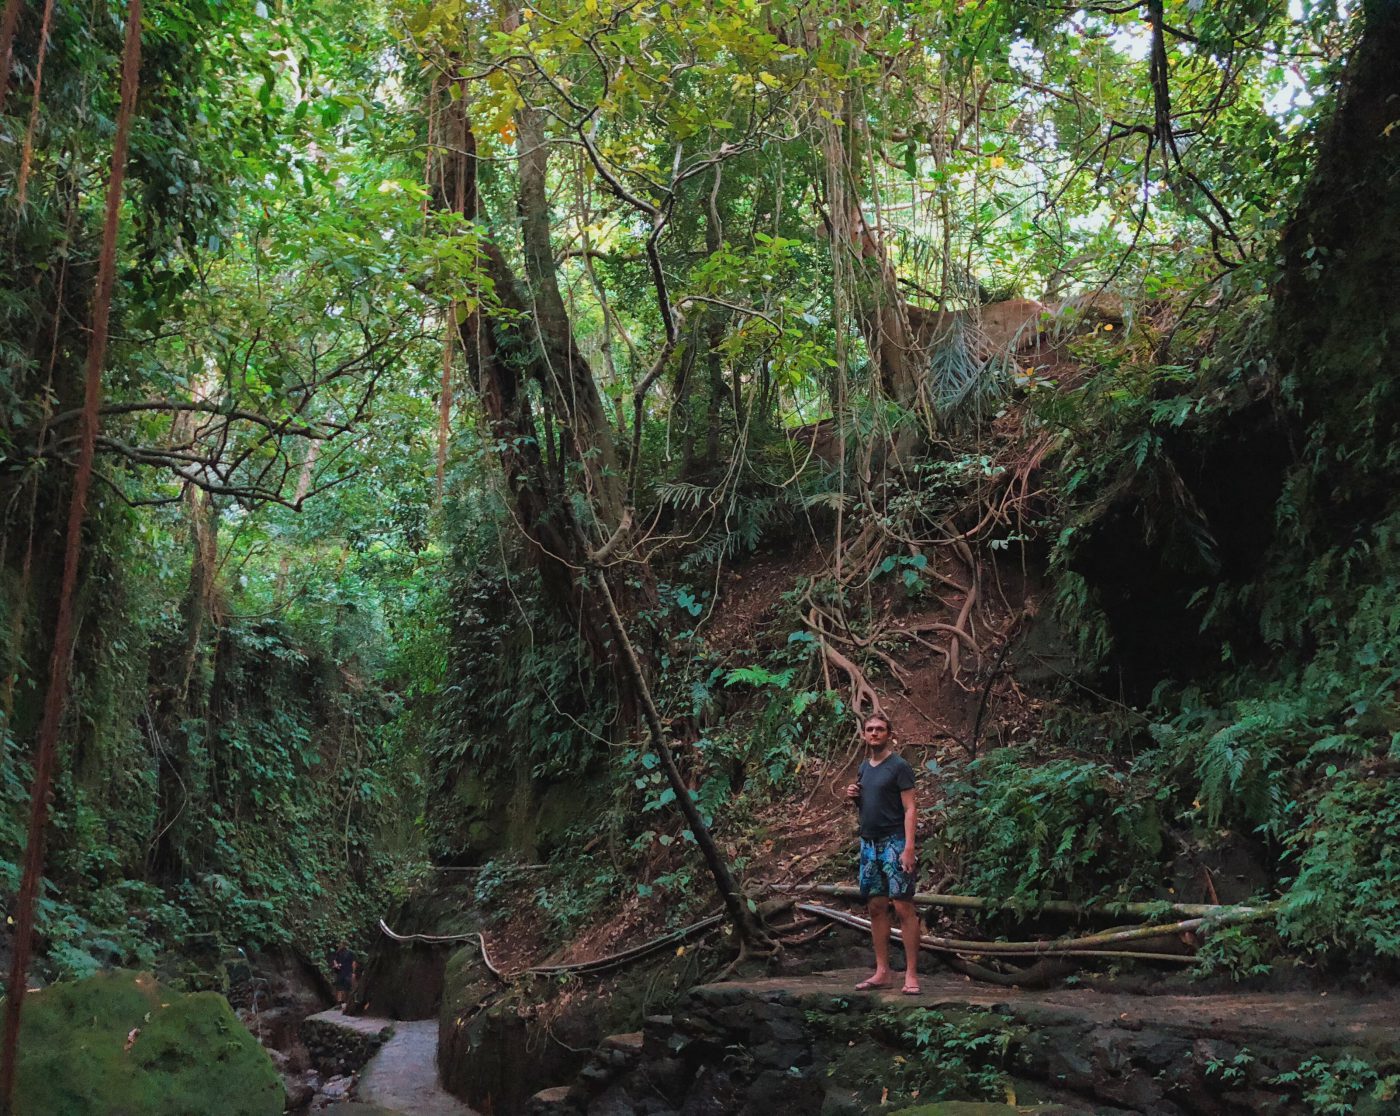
{"left": 307, "top": 1010, "right": 477, "bottom": 1116}
{"left": 359, "top": 1019, "right": 477, "bottom": 1116}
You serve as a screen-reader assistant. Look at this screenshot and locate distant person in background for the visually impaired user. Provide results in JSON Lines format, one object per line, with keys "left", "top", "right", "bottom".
{"left": 331, "top": 941, "right": 355, "bottom": 1010}
{"left": 844, "top": 713, "right": 921, "bottom": 994}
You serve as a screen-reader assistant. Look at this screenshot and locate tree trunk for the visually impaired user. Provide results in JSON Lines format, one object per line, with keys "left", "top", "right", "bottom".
{"left": 438, "top": 98, "right": 656, "bottom": 696}
{"left": 177, "top": 486, "right": 217, "bottom": 707}
{"left": 830, "top": 82, "right": 924, "bottom": 409}
{"left": 1274, "top": 0, "right": 1400, "bottom": 531}
{"left": 851, "top": 208, "right": 923, "bottom": 405}
{"left": 701, "top": 165, "right": 727, "bottom": 475}
{"left": 674, "top": 331, "right": 700, "bottom": 478}
{"left": 276, "top": 439, "right": 320, "bottom": 596}
{"left": 0, "top": 0, "right": 23, "bottom": 113}
{"left": 435, "top": 313, "right": 454, "bottom": 508}
{"left": 515, "top": 105, "right": 627, "bottom": 534}
{"left": 435, "top": 106, "right": 574, "bottom": 615}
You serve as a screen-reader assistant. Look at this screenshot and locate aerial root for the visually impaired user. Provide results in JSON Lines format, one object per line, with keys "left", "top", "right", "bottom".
{"left": 815, "top": 636, "right": 881, "bottom": 717}
{"left": 944, "top": 955, "right": 1072, "bottom": 989}
{"left": 715, "top": 931, "right": 782, "bottom": 982}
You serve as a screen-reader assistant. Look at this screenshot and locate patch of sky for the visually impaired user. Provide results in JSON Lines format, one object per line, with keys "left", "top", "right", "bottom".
{"left": 1107, "top": 22, "right": 1151, "bottom": 63}
{"left": 1008, "top": 39, "right": 1043, "bottom": 77}
{"left": 1261, "top": 0, "right": 1353, "bottom": 128}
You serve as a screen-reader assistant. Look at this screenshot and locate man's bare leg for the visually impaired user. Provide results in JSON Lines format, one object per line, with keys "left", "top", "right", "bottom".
{"left": 857, "top": 898, "right": 895, "bottom": 989}
{"left": 893, "top": 899, "right": 920, "bottom": 993}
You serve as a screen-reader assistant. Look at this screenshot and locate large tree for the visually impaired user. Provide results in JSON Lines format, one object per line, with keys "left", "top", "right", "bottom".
{"left": 1275, "top": 0, "right": 1400, "bottom": 534}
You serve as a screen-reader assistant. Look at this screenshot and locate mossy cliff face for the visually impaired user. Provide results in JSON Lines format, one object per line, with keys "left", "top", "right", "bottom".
{"left": 1275, "top": 0, "right": 1400, "bottom": 525}
{"left": 11, "top": 970, "right": 283, "bottom": 1116}
{"left": 430, "top": 765, "right": 609, "bottom": 865}
{"left": 438, "top": 944, "right": 712, "bottom": 1114}
{"left": 357, "top": 879, "right": 490, "bottom": 1020}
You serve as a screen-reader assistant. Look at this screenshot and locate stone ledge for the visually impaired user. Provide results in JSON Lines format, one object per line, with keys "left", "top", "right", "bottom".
{"left": 535, "top": 968, "right": 1400, "bottom": 1115}
{"left": 301, "top": 1010, "right": 395, "bottom": 1077}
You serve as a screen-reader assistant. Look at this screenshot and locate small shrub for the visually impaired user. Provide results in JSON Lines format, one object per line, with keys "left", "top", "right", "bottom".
{"left": 1271, "top": 1055, "right": 1400, "bottom": 1116}
{"left": 935, "top": 746, "right": 1167, "bottom": 907}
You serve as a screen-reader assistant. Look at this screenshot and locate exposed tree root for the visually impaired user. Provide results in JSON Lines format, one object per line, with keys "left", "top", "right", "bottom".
{"left": 810, "top": 509, "right": 1001, "bottom": 693}
{"left": 811, "top": 622, "right": 882, "bottom": 716}
{"left": 378, "top": 913, "right": 727, "bottom": 980}
{"left": 714, "top": 932, "right": 781, "bottom": 982}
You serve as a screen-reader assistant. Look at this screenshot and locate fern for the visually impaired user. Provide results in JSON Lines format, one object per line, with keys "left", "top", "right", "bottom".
{"left": 679, "top": 491, "right": 791, "bottom": 573}
{"left": 655, "top": 480, "right": 712, "bottom": 511}
{"left": 936, "top": 747, "right": 1165, "bottom": 908}
{"left": 1196, "top": 714, "right": 1286, "bottom": 831}
{"left": 724, "top": 665, "right": 794, "bottom": 689}
{"left": 922, "top": 315, "right": 1012, "bottom": 423}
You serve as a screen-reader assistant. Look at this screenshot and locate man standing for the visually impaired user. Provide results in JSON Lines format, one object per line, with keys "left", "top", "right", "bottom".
{"left": 845, "top": 713, "right": 920, "bottom": 994}
{"left": 330, "top": 941, "right": 356, "bottom": 1011}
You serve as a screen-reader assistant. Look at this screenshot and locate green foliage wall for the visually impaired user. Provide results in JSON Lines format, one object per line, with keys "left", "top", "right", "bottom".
{"left": 0, "top": 558, "right": 423, "bottom": 982}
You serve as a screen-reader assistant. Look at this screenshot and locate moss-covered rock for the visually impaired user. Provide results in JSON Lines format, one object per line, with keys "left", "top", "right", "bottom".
{"left": 12, "top": 970, "right": 283, "bottom": 1116}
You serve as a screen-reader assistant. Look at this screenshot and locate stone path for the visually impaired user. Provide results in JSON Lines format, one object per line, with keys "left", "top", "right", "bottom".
{"left": 524, "top": 968, "right": 1400, "bottom": 1114}
{"left": 305, "top": 1007, "right": 395, "bottom": 1037}
{"left": 307, "top": 1010, "right": 478, "bottom": 1116}
{"left": 358, "top": 1019, "right": 478, "bottom": 1116}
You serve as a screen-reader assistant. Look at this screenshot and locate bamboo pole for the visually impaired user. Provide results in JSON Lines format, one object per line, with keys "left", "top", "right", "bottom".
{"left": 583, "top": 562, "right": 774, "bottom": 955}
{"left": 796, "top": 904, "right": 1201, "bottom": 964}
{"left": 793, "top": 883, "right": 1266, "bottom": 921}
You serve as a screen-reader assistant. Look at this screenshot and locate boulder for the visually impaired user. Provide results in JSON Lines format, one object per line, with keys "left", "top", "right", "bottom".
{"left": 12, "top": 969, "right": 283, "bottom": 1116}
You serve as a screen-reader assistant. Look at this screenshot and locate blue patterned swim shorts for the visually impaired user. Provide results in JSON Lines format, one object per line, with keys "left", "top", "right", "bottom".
{"left": 858, "top": 835, "right": 915, "bottom": 901}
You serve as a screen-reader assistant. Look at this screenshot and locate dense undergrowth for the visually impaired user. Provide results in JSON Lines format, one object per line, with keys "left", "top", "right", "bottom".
{"left": 921, "top": 278, "right": 1400, "bottom": 970}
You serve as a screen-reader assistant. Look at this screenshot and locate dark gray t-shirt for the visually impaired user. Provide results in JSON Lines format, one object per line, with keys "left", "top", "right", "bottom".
{"left": 857, "top": 753, "right": 916, "bottom": 839}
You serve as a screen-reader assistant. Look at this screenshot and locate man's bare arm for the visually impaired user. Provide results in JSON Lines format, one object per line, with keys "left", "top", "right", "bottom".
{"left": 900, "top": 786, "right": 917, "bottom": 869}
